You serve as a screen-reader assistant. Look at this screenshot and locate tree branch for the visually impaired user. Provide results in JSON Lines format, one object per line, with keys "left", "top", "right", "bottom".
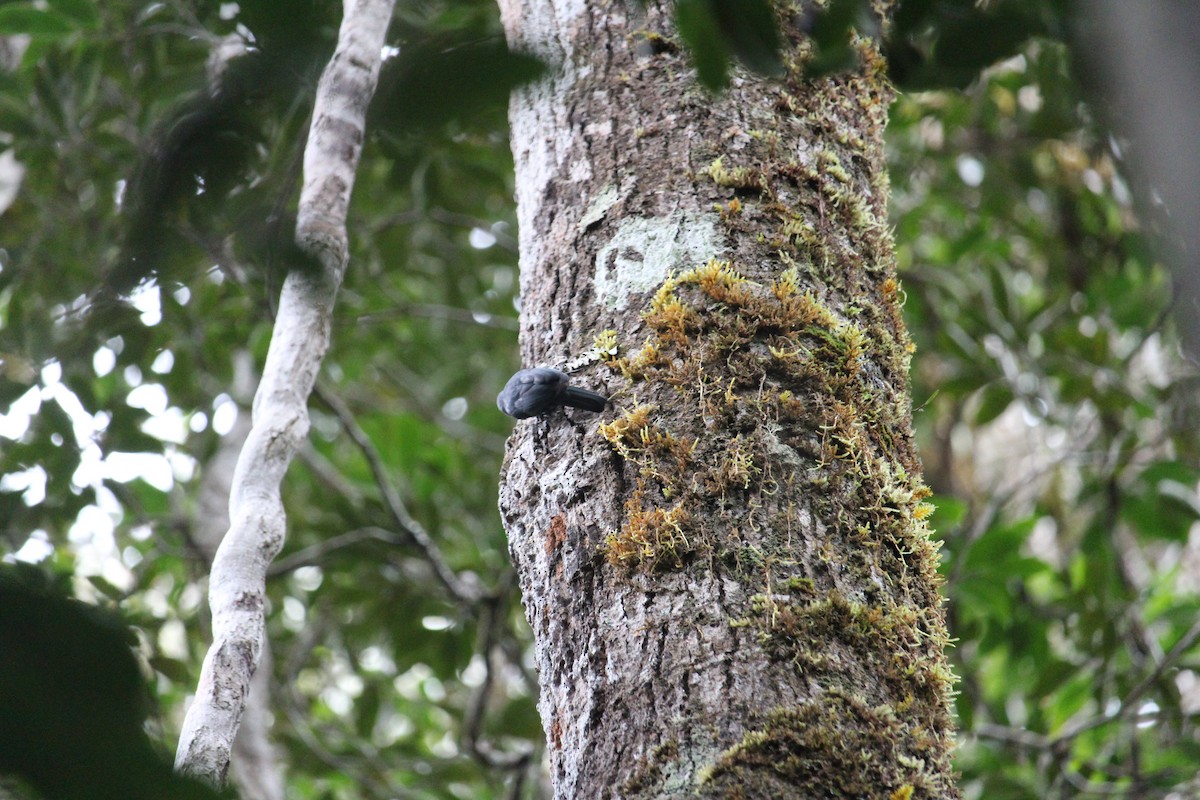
{"left": 173, "top": 0, "right": 395, "bottom": 785}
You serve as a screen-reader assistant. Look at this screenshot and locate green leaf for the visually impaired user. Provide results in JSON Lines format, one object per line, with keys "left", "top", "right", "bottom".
{"left": 0, "top": 94, "right": 41, "bottom": 138}
{"left": 0, "top": 567, "right": 224, "bottom": 800}
{"left": 893, "top": 0, "right": 937, "bottom": 34}
{"left": 370, "top": 35, "right": 546, "bottom": 135}
{"left": 1136, "top": 460, "right": 1200, "bottom": 488}
{"left": 934, "top": 7, "right": 1043, "bottom": 78}
{"left": 355, "top": 682, "right": 382, "bottom": 738}
{"left": 963, "top": 517, "right": 1036, "bottom": 572}
{"left": 86, "top": 574, "right": 126, "bottom": 601}
{"left": 1122, "top": 461, "right": 1200, "bottom": 541}
{"left": 710, "top": 0, "right": 782, "bottom": 77}
{"left": 32, "top": 63, "right": 68, "bottom": 134}
{"left": 806, "top": 0, "right": 871, "bottom": 77}
{"left": 973, "top": 382, "right": 1013, "bottom": 425}
{"left": 928, "top": 494, "right": 967, "bottom": 532}
{"left": 46, "top": 0, "right": 97, "bottom": 27}
{"left": 675, "top": 0, "right": 730, "bottom": 91}
{"left": 1045, "top": 672, "right": 1094, "bottom": 730}
{"left": 148, "top": 655, "right": 192, "bottom": 683}
{"left": 0, "top": 5, "right": 75, "bottom": 36}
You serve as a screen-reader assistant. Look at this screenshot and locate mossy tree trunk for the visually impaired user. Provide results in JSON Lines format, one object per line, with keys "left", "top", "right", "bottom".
{"left": 497, "top": 2, "right": 959, "bottom": 798}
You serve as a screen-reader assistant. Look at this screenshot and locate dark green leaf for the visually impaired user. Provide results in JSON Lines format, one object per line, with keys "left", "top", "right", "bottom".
{"left": 709, "top": 0, "right": 782, "bottom": 77}
{"left": 973, "top": 382, "right": 1013, "bottom": 425}
{"left": 1122, "top": 461, "right": 1200, "bottom": 541}
{"left": 86, "top": 574, "right": 126, "bottom": 601}
{"left": 370, "top": 35, "right": 545, "bottom": 135}
{"left": 932, "top": 7, "right": 1043, "bottom": 88}
{"left": 963, "top": 517, "right": 1036, "bottom": 572}
{"left": 147, "top": 655, "right": 192, "bottom": 683}
{"left": 356, "top": 683, "right": 382, "bottom": 738}
{"left": 0, "top": 565, "right": 224, "bottom": 800}
{"left": 46, "top": 0, "right": 98, "bottom": 27}
{"left": 0, "top": 5, "right": 75, "bottom": 36}
{"left": 928, "top": 494, "right": 967, "bottom": 531}
{"left": 806, "top": 0, "right": 871, "bottom": 77}
{"left": 675, "top": 0, "right": 731, "bottom": 91}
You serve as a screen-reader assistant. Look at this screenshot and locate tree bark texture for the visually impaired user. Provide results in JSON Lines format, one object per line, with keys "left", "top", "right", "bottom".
{"left": 190, "top": 371, "right": 285, "bottom": 800}
{"left": 498, "top": 2, "right": 958, "bottom": 798}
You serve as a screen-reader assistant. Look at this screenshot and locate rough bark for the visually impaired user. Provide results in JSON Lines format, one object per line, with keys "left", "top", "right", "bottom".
{"left": 189, "top": 357, "right": 285, "bottom": 800}
{"left": 174, "top": 0, "right": 393, "bottom": 786}
{"left": 498, "top": 2, "right": 958, "bottom": 798}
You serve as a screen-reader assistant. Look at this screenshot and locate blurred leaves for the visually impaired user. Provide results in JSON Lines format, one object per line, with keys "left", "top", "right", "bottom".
{"left": 0, "top": 564, "right": 225, "bottom": 800}
{"left": 671, "top": 0, "right": 1072, "bottom": 92}
{"left": 113, "top": 1, "right": 339, "bottom": 298}
{"left": 888, "top": 0, "right": 1060, "bottom": 90}
{"left": 370, "top": 33, "right": 544, "bottom": 137}
{"left": 0, "top": 5, "right": 77, "bottom": 37}
{"left": 0, "top": 2, "right": 532, "bottom": 798}
{"left": 891, "top": 18, "right": 1200, "bottom": 797}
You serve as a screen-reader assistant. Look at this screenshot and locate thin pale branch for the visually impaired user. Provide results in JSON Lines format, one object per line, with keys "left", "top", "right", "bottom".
{"left": 173, "top": 0, "right": 395, "bottom": 786}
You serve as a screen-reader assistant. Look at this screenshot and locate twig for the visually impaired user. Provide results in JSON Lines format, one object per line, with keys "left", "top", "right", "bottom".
{"left": 312, "top": 382, "right": 482, "bottom": 604}
{"left": 268, "top": 526, "right": 405, "bottom": 577}
{"left": 428, "top": 207, "right": 519, "bottom": 252}
{"left": 1056, "top": 616, "right": 1200, "bottom": 744}
{"left": 463, "top": 592, "right": 535, "bottom": 770}
{"left": 351, "top": 302, "right": 520, "bottom": 331}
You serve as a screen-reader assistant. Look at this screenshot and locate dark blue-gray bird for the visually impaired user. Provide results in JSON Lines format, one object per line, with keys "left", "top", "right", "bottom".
{"left": 496, "top": 368, "right": 608, "bottom": 419}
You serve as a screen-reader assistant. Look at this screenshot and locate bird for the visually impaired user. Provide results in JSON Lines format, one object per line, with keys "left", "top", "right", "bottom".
{"left": 496, "top": 367, "right": 608, "bottom": 419}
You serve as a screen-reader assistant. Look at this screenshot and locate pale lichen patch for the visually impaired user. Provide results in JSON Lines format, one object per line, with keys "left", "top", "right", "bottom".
{"left": 593, "top": 211, "right": 728, "bottom": 310}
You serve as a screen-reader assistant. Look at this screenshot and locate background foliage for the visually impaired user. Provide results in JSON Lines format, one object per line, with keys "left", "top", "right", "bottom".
{"left": 891, "top": 38, "right": 1200, "bottom": 800}
{"left": 0, "top": 1, "right": 1197, "bottom": 799}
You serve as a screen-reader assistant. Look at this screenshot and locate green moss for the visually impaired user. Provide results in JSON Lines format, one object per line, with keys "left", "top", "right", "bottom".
{"left": 603, "top": 482, "right": 693, "bottom": 569}
{"left": 597, "top": 255, "right": 938, "bottom": 584}
{"left": 701, "top": 156, "right": 768, "bottom": 192}
{"left": 593, "top": 328, "right": 620, "bottom": 360}
{"left": 593, "top": 212, "right": 953, "bottom": 787}
{"left": 696, "top": 691, "right": 952, "bottom": 798}
{"left": 752, "top": 591, "right": 953, "bottom": 707}
{"left": 818, "top": 149, "right": 852, "bottom": 184}
{"left": 590, "top": 20, "right": 955, "bottom": 792}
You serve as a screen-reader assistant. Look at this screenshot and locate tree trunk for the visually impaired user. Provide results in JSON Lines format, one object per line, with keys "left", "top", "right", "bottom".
{"left": 498, "top": 2, "right": 958, "bottom": 798}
